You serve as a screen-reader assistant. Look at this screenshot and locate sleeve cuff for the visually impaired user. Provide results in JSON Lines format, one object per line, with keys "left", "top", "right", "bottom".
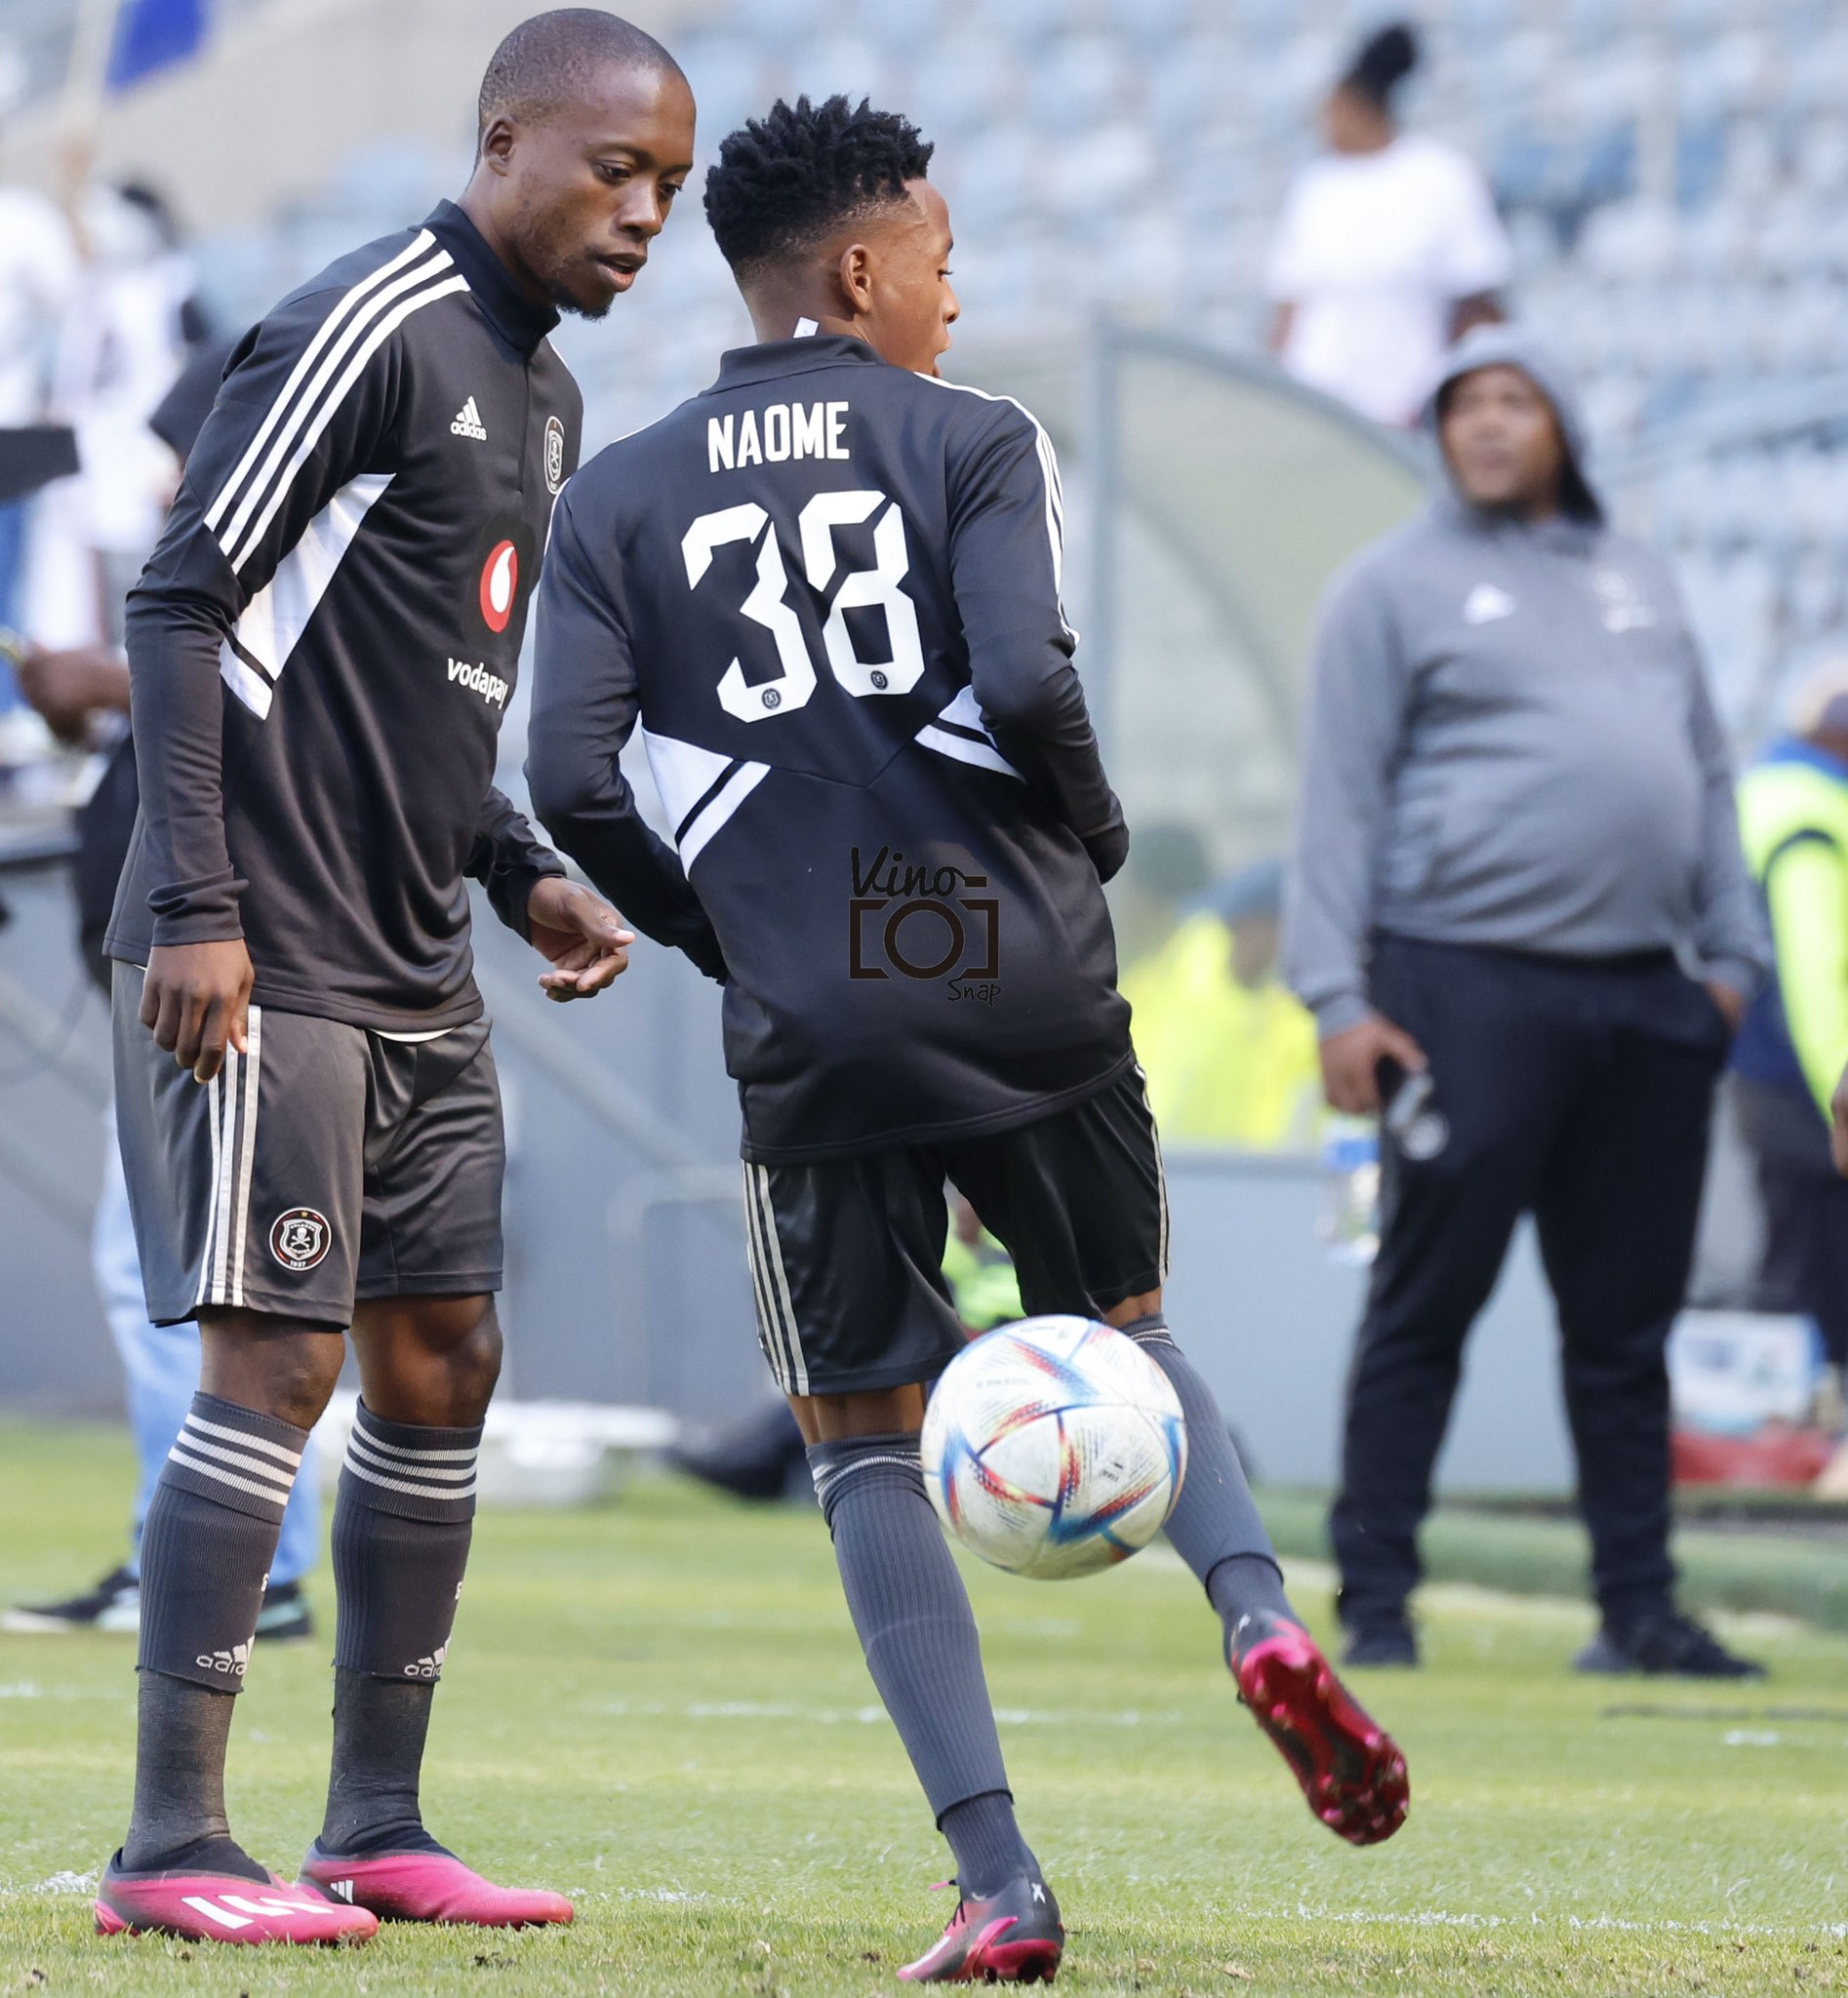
{"left": 1311, "top": 991, "right": 1376, "bottom": 1039}
{"left": 1700, "top": 955, "right": 1765, "bottom": 1004}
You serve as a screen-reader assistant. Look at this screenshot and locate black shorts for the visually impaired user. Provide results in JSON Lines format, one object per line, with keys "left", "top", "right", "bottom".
{"left": 112, "top": 965, "right": 504, "bottom": 1327}
{"left": 743, "top": 1066, "right": 1169, "bottom": 1395}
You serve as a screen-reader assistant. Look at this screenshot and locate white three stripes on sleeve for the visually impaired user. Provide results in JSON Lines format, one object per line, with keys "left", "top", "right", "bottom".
{"left": 204, "top": 233, "right": 467, "bottom": 576}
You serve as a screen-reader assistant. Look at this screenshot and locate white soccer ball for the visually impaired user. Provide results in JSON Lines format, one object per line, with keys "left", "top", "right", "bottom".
{"left": 920, "top": 1315, "right": 1187, "bottom": 1580}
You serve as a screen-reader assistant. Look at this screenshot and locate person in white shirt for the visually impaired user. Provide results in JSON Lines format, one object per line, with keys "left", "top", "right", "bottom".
{"left": 1265, "top": 21, "right": 1509, "bottom": 429}
{"left": 0, "top": 182, "right": 79, "bottom": 643}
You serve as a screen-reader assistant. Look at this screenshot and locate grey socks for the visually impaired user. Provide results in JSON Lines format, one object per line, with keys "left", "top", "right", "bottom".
{"left": 810, "top": 1433, "right": 1033, "bottom": 1895}
{"left": 324, "top": 1404, "right": 482, "bottom": 1855}
{"left": 1119, "top": 1317, "right": 1296, "bottom": 1652}
{"left": 126, "top": 1393, "right": 307, "bottom": 1874}
{"left": 331, "top": 1402, "right": 480, "bottom": 1681}
{"left": 137, "top": 1393, "right": 306, "bottom": 1690}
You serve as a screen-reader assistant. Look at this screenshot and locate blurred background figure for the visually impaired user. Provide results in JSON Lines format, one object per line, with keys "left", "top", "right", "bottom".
{"left": 3, "top": 340, "right": 318, "bottom": 1642}
{"left": 0, "top": 174, "right": 79, "bottom": 732}
{"left": 1265, "top": 20, "right": 1509, "bottom": 428}
{"left": 1285, "top": 326, "right": 1768, "bottom": 1679}
{"left": 1121, "top": 858, "right": 1322, "bottom": 1153}
{"left": 1732, "top": 659, "right": 1848, "bottom": 1390}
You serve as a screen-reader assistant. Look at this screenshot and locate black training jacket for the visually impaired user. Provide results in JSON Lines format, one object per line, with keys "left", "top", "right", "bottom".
{"left": 527, "top": 332, "right": 1133, "bottom": 1163}
{"left": 106, "top": 200, "right": 577, "bottom": 1032}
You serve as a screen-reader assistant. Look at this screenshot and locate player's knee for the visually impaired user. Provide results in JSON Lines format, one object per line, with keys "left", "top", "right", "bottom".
{"left": 421, "top": 1297, "right": 503, "bottom": 1416}
{"left": 200, "top": 1316, "right": 346, "bottom": 1430}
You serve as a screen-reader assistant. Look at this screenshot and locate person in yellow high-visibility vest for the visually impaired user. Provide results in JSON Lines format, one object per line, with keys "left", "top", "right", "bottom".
{"left": 1737, "top": 663, "right": 1848, "bottom": 1381}
{"left": 1121, "top": 859, "right": 1323, "bottom": 1151}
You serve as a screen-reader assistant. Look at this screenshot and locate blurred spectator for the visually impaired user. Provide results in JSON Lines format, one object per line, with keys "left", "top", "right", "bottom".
{"left": 1106, "top": 819, "right": 1213, "bottom": 970}
{"left": 1732, "top": 660, "right": 1848, "bottom": 1382}
{"left": 0, "top": 178, "right": 79, "bottom": 709}
{"left": 1121, "top": 859, "right": 1321, "bottom": 1151}
{"left": 22, "top": 180, "right": 200, "bottom": 657}
{"left": 1285, "top": 325, "right": 1769, "bottom": 1679}
{"left": 1265, "top": 21, "right": 1509, "bottom": 428}
{"left": 2, "top": 342, "right": 318, "bottom": 1643}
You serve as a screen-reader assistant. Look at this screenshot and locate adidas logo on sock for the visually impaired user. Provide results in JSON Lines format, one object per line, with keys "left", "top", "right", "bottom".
{"left": 403, "top": 1644, "right": 447, "bottom": 1680}
{"left": 450, "top": 395, "right": 487, "bottom": 441}
{"left": 194, "top": 1641, "right": 251, "bottom": 1677}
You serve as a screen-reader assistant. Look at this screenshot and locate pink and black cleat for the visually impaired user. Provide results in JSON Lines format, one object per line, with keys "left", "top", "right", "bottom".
{"left": 1232, "top": 1613, "right": 1410, "bottom": 1846}
{"left": 899, "top": 1871, "right": 1064, "bottom": 1984}
{"left": 297, "top": 1843, "right": 574, "bottom": 1928}
{"left": 94, "top": 1852, "right": 379, "bottom": 1944}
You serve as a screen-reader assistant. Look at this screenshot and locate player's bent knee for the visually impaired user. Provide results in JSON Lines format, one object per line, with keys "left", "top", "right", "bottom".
{"left": 198, "top": 1309, "right": 347, "bottom": 1430}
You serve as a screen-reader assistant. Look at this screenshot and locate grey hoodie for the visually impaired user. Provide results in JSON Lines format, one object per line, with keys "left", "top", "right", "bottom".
{"left": 1284, "top": 326, "right": 1768, "bottom": 1038}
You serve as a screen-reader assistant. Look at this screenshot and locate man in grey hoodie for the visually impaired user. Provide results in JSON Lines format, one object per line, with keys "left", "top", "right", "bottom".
{"left": 1285, "top": 325, "right": 1769, "bottom": 1678}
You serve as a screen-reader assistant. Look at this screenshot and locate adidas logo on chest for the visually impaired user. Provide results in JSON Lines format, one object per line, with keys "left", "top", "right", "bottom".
{"left": 450, "top": 395, "right": 488, "bottom": 441}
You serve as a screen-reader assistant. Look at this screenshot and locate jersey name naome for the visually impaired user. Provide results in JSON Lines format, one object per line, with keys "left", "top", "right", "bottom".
{"left": 708, "top": 401, "right": 850, "bottom": 473}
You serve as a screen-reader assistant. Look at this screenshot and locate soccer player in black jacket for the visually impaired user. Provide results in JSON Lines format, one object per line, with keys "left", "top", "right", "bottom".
{"left": 528, "top": 97, "right": 1410, "bottom": 1981}
{"left": 93, "top": 10, "right": 695, "bottom": 1947}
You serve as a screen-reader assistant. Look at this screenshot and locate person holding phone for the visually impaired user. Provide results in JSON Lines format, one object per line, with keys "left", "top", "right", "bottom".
{"left": 1285, "top": 326, "right": 1769, "bottom": 1679}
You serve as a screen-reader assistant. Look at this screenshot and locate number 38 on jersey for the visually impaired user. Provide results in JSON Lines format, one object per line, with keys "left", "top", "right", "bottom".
{"left": 680, "top": 492, "right": 924, "bottom": 723}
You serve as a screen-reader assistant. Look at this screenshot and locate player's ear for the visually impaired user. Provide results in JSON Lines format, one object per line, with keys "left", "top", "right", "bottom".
{"left": 835, "top": 241, "right": 876, "bottom": 317}
{"left": 478, "top": 116, "right": 518, "bottom": 176}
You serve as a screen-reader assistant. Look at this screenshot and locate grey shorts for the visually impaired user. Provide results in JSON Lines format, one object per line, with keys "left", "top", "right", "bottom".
{"left": 112, "top": 965, "right": 504, "bottom": 1327}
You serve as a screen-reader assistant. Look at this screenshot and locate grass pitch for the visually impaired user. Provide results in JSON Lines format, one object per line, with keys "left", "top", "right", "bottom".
{"left": 1, "top": 1422, "right": 1845, "bottom": 1996}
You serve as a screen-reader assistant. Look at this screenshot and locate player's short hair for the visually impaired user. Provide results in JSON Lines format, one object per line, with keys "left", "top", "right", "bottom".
{"left": 1340, "top": 20, "right": 1419, "bottom": 111}
{"left": 477, "top": 8, "right": 683, "bottom": 139}
{"left": 703, "top": 95, "right": 935, "bottom": 283}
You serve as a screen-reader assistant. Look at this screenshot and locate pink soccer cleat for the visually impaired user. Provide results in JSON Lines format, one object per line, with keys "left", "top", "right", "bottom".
{"left": 899, "top": 1871, "right": 1064, "bottom": 1984}
{"left": 94, "top": 1853, "right": 378, "bottom": 1944}
{"left": 1232, "top": 1613, "right": 1410, "bottom": 1846}
{"left": 297, "top": 1843, "right": 574, "bottom": 1928}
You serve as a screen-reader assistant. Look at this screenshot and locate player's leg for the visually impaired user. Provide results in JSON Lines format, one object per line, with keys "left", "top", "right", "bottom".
{"left": 751, "top": 1156, "right": 1060, "bottom": 1984}
{"left": 298, "top": 1024, "right": 571, "bottom": 1927}
{"left": 1534, "top": 969, "right": 1761, "bottom": 1677}
{"left": 946, "top": 1069, "right": 1407, "bottom": 1845}
{"left": 99, "top": 977, "right": 377, "bottom": 1943}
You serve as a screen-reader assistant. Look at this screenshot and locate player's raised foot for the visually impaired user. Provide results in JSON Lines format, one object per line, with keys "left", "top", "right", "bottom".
{"left": 899, "top": 1871, "right": 1064, "bottom": 1984}
{"left": 1231, "top": 1612, "right": 1410, "bottom": 1847}
{"left": 298, "top": 1842, "right": 574, "bottom": 1928}
{"left": 95, "top": 1850, "right": 378, "bottom": 1944}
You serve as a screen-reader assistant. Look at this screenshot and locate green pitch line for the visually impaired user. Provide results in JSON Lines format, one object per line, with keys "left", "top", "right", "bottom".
{"left": 1, "top": 1420, "right": 1844, "bottom": 1996}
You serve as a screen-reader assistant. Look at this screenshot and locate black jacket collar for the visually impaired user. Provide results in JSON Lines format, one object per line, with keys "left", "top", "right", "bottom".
{"left": 708, "top": 333, "right": 889, "bottom": 390}
{"left": 424, "top": 200, "right": 558, "bottom": 356}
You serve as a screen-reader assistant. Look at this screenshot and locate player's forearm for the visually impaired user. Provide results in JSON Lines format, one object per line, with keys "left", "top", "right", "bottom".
{"left": 527, "top": 754, "right": 726, "bottom": 978}
{"left": 974, "top": 646, "right": 1122, "bottom": 854}
{"left": 467, "top": 786, "right": 566, "bottom": 942}
{"left": 123, "top": 589, "right": 247, "bottom": 945}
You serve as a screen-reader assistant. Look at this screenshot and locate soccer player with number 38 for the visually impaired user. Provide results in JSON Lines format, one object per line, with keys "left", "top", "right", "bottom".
{"left": 527, "top": 94, "right": 1410, "bottom": 1983}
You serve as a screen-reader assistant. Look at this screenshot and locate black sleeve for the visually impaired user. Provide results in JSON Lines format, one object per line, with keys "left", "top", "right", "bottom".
{"left": 524, "top": 485, "right": 729, "bottom": 980}
{"left": 466, "top": 784, "right": 566, "bottom": 942}
{"left": 948, "top": 405, "right": 1128, "bottom": 882}
{"left": 123, "top": 286, "right": 403, "bottom": 947}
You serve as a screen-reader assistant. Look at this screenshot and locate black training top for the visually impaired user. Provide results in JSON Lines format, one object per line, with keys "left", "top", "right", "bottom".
{"left": 107, "top": 200, "right": 576, "bottom": 1032}
{"left": 527, "top": 332, "right": 1133, "bottom": 1163}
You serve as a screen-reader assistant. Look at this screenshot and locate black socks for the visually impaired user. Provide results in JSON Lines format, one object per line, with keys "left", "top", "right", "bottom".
{"left": 1119, "top": 1317, "right": 1297, "bottom": 1655}
{"left": 319, "top": 1669, "right": 449, "bottom": 1858}
{"left": 322, "top": 1403, "right": 482, "bottom": 1855}
{"left": 122, "top": 1673, "right": 267, "bottom": 1880}
{"left": 809, "top": 1433, "right": 1033, "bottom": 1896}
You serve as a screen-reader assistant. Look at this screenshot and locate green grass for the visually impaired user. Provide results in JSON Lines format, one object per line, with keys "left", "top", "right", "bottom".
{"left": 2, "top": 1423, "right": 1846, "bottom": 1996}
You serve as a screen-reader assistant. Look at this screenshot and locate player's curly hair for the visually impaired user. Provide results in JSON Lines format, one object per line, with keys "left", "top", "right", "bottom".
{"left": 703, "top": 95, "right": 935, "bottom": 282}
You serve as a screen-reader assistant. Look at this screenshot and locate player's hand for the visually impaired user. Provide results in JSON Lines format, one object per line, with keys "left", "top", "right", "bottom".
{"left": 1318, "top": 1011, "right": 1426, "bottom": 1115}
{"left": 141, "top": 939, "right": 255, "bottom": 1084}
{"left": 526, "top": 876, "right": 635, "bottom": 1002}
{"left": 15, "top": 643, "right": 130, "bottom": 743}
{"left": 1705, "top": 979, "right": 1748, "bottom": 1035}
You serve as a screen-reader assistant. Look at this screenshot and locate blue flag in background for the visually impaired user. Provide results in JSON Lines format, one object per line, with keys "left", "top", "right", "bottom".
{"left": 106, "top": 0, "right": 209, "bottom": 90}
